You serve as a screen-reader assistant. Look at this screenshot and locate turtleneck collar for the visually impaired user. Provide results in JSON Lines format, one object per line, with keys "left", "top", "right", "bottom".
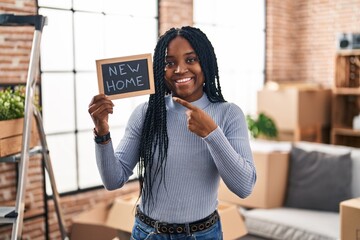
{"left": 165, "top": 93, "right": 211, "bottom": 113}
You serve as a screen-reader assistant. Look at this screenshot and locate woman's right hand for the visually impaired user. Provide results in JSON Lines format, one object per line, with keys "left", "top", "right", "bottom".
{"left": 88, "top": 94, "right": 114, "bottom": 135}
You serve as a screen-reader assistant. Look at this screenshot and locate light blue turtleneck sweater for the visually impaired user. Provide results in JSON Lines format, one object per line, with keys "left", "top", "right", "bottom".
{"left": 95, "top": 93, "right": 256, "bottom": 223}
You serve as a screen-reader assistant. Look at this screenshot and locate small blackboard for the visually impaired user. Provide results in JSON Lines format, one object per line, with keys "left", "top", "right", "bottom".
{"left": 96, "top": 53, "right": 155, "bottom": 100}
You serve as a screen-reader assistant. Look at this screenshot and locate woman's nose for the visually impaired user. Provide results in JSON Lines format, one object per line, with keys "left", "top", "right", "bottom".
{"left": 174, "top": 64, "right": 188, "bottom": 74}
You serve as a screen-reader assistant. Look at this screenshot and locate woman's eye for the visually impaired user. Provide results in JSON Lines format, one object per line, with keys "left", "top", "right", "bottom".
{"left": 186, "top": 57, "right": 198, "bottom": 63}
{"left": 165, "top": 61, "right": 175, "bottom": 67}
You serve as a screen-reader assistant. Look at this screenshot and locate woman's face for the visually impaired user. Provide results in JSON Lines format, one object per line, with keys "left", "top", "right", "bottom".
{"left": 164, "top": 36, "right": 205, "bottom": 102}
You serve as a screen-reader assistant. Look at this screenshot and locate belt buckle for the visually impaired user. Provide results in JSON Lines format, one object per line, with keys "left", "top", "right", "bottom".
{"left": 155, "top": 221, "right": 160, "bottom": 234}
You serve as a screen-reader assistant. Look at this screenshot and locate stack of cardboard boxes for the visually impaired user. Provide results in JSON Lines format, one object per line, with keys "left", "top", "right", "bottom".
{"left": 257, "top": 83, "right": 331, "bottom": 143}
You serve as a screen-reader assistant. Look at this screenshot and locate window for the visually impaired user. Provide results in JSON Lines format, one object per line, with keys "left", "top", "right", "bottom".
{"left": 194, "top": 0, "right": 265, "bottom": 115}
{"left": 38, "top": 0, "right": 158, "bottom": 194}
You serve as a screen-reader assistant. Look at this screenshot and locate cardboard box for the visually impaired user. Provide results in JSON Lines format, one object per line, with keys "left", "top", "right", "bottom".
{"left": 71, "top": 193, "right": 138, "bottom": 240}
{"left": 71, "top": 202, "right": 118, "bottom": 240}
{"left": 106, "top": 193, "right": 139, "bottom": 232}
{"left": 72, "top": 192, "right": 247, "bottom": 240}
{"left": 340, "top": 198, "right": 360, "bottom": 240}
{"left": 218, "top": 201, "right": 247, "bottom": 239}
{"left": 219, "top": 151, "right": 289, "bottom": 208}
{"left": 257, "top": 88, "right": 331, "bottom": 131}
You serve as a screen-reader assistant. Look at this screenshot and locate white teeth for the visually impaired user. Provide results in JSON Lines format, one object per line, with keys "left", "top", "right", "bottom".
{"left": 175, "top": 78, "right": 191, "bottom": 83}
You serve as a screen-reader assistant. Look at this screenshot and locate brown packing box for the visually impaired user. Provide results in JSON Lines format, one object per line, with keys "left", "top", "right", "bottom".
{"left": 70, "top": 202, "right": 118, "bottom": 240}
{"left": 257, "top": 88, "right": 331, "bottom": 131}
{"left": 218, "top": 201, "right": 247, "bottom": 239}
{"left": 106, "top": 193, "right": 139, "bottom": 232}
{"left": 219, "top": 151, "right": 289, "bottom": 208}
{"left": 340, "top": 198, "right": 360, "bottom": 240}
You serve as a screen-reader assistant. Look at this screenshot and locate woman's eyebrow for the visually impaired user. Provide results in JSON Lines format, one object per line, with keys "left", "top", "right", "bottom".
{"left": 166, "top": 52, "right": 196, "bottom": 59}
{"left": 184, "top": 51, "right": 196, "bottom": 56}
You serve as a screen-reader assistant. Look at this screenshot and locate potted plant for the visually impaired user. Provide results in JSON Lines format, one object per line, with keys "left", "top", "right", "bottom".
{"left": 0, "top": 86, "right": 39, "bottom": 157}
{"left": 0, "top": 86, "right": 26, "bottom": 121}
{"left": 246, "top": 112, "right": 278, "bottom": 140}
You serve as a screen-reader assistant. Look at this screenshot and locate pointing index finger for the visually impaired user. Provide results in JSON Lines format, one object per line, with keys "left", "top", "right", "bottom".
{"left": 173, "top": 97, "right": 197, "bottom": 110}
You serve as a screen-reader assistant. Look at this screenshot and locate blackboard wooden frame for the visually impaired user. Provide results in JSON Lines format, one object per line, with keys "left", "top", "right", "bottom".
{"left": 96, "top": 53, "right": 155, "bottom": 100}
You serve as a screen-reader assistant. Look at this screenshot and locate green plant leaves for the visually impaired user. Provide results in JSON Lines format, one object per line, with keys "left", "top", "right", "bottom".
{"left": 246, "top": 112, "right": 278, "bottom": 139}
{"left": 0, "top": 87, "right": 26, "bottom": 121}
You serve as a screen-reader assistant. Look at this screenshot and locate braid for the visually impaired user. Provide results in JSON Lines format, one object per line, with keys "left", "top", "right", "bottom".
{"left": 138, "top": 26, "right": 225, "bottom": 212}
{"left": 138, "top": 29, "right": 176, "bottom": 212}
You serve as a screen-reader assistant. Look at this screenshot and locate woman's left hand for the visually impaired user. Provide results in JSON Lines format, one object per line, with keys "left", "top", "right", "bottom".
{"left": 173, "top": 97, "right": 218, "bottom": 137}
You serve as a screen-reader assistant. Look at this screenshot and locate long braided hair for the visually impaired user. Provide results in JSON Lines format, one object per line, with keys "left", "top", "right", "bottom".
{"left": 138, "top": 26, "right": 226, "bottom": 212}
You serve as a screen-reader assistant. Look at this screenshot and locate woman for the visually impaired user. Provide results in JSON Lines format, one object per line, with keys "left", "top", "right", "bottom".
{"left": 88, "top": 26, "right": 256, "bottom": 239}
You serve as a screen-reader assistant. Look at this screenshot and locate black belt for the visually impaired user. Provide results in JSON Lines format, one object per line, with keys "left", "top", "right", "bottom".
{"left": 135, "top": 206, "right": 219, "bottom": 234}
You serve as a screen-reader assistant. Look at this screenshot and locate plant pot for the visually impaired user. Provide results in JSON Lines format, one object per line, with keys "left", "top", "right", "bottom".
{"left": 0, "top": 117, "right": 39, "bottom": 157}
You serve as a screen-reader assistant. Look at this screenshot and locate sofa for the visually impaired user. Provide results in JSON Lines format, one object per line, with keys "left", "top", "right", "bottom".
{"left": 239, "top": 140, "right": 360, "bottom": 240}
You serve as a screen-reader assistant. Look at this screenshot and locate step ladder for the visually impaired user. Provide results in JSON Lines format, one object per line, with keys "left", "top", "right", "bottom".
{"left": 0, "top": 14, "right": 69, "bottom": 240}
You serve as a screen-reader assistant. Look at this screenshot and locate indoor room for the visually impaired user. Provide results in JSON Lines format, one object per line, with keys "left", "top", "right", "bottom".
{"left": 0, "top": 0, "right": 359, "bottom": 239}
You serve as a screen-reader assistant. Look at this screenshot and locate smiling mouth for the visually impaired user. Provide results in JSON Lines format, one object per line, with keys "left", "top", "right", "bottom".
{"left": 175, "top": 77, "right": 192, "bottom": 83}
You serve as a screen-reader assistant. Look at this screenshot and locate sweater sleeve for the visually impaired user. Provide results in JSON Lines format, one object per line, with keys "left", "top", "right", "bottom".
{"left": 95, "top": 103, "right": 146, "bottom": 190}
{"left": 203, "top": 104, "right": 256, "bottom": 198}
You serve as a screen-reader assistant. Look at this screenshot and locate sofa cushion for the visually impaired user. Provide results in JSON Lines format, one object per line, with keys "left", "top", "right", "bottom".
{"left": 242, "top": 207, "right": 339, "bottom": 240}
{"left": 284, "top": 146, "right": 352, "bottom": 212}
{"left": 294, "top": 141, "right": 360, "bottom": 198}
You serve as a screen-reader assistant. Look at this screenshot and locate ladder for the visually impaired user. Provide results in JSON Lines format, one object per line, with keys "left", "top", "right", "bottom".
{"left": 0, "top": 14, "right": 69, "bottom": 240}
